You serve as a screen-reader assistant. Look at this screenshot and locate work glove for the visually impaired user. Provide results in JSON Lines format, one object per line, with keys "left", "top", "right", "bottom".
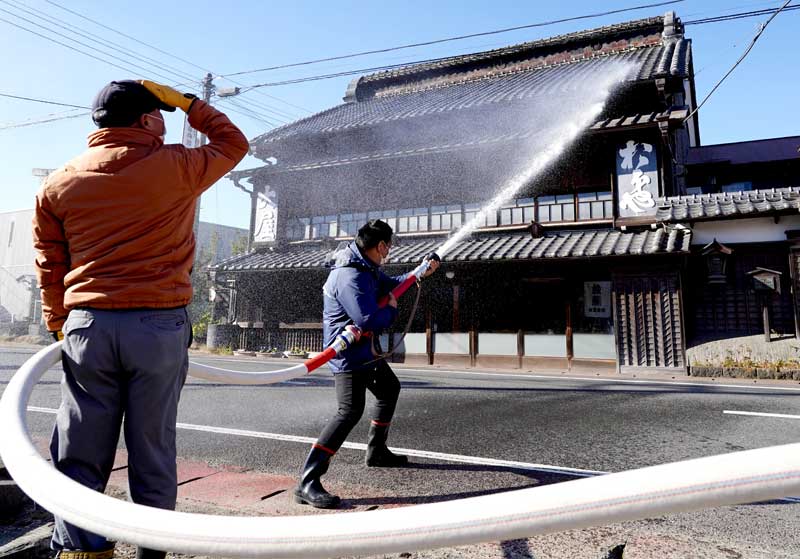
{"left": 50, "top": 331, "right": 64, "bottom": 342}
{"left": 139, "top": 80, "right": 197, "bottom": 113}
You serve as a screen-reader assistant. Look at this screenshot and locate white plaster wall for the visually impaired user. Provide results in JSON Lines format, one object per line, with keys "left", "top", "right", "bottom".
{"left": 524, "top": 334, "right": 566, "bottom": 357}
{"left": 434, "top": 333, "right": 469, "bottom": 355}
{"left": 395, "top": 332, "right": 426, "bottom": 354}
{"left": 573, "top": 334, "right": 616, "bottom": 359}
{"left": 691, "top": 215, "right": 800, "bottom": 245}
{"left": 478, "top": 333, "right": 517, "bottom": 356}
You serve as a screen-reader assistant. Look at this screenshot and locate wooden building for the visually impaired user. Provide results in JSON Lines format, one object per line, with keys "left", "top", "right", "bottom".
{"left": 210, "top": 12, "right": 799, "bottom": 373}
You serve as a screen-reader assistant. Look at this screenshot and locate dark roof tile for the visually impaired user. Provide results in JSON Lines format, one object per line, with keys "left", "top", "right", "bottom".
{"left": 214, "top": 229, "right": 691, "bottom": 272}
{"left": 656, "top": 187, "right": 800, "bottom": 222}
{"left": 253, "top": 39, "right": 691, "bottom": 148}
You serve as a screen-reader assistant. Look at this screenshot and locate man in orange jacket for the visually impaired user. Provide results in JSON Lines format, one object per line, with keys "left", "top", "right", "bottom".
{"left": 32, "top": 79, "right": 248, "bottom": 559}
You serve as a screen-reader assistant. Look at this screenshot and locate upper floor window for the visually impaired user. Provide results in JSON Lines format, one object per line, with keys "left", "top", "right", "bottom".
{"left": 368, "top": 210, "right": 397, "bottom": 232}
{"left": 281, "top": 190, "right": 613, "bottom": 242}
{"left": 397, "top": 208, "right": 429, "bottom": 233}
{"left": 286, "top": 217, "right": 310, "bottom": 240}
{"left": 7, "top": 220, "right": 14, "bottom": 247}
{"left": 499, "top": 198, "right": 535, "bottom": 226}
{"left": 430, "top": 205, "right": 462, "bottom": 231}
{"left": 338, "top": 212, "right": 367, "bottom": 238}
{"left": 310, "top": 215, "right": 338, "bottom": 239}
{"left": 577, "top": 191, "right": 613, "bottom": 220}
{"left": 464, "top": 203, "right": 498, "bottom": 228}
{"left": 538, "top": 194, "right": 575, "bottom": 222}
{"left": 538, "top": 191, "right": 612, "bottom": 223}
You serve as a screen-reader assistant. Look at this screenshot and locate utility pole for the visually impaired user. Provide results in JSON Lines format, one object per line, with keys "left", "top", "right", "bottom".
{"left": 190, "top": 73, "right": 216, "bottom": 240}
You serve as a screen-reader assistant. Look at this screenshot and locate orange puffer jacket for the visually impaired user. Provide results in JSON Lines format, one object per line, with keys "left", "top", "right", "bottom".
{"left": 33, "top": 100, "right": 249, "bottom": 331}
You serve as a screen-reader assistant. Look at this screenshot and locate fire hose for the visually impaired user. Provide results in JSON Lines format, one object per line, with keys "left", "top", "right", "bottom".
{"left": 2, "top": 248, "right": 800, "bottom": 556}
{"left": 2, "top": 346, "right": 800, "bottom": 557}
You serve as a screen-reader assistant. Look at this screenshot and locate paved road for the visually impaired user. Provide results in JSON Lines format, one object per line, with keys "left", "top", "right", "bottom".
{"left": 3, "top": 344, "right": 800, "bottom": 558}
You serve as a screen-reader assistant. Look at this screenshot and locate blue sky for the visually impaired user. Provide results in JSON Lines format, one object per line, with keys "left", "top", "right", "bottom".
{"left": 1, "top": 0, "right": 797, "bottom": 230}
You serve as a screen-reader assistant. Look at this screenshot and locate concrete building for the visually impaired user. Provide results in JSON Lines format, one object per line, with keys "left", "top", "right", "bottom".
{"left": 0, "top": 209, "right": 39, "bottom": 333}
{"left": 0, "top": 206, "right": 246, "bottom": 335}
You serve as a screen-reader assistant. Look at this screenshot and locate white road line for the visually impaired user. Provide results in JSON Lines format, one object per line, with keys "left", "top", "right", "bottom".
{"left": 185, "top": 357, "right": 800, "bottom": 392}
{"left": 395, "top": 368, "right": 800, "bottom": 392}
{"left": 27, "top": 406, "right": 800, "bottom": 502}
{"left": 26, "top": 406, "right": 602, "bottom": 478}
{"left": 724, "top": 410, "right": 800, "bottom": 420}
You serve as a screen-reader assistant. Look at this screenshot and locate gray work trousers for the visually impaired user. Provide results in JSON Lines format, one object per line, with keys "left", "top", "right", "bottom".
{"left": 50, "top": 307, "right": 191, "bottom": 552}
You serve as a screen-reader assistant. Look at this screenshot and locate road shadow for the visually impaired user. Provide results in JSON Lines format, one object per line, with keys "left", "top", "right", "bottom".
{"left": 339, "top": 462, "right": 587, "bottom": 508}
{"left": 340, "top": 481, "right": 541, "bottom": 508}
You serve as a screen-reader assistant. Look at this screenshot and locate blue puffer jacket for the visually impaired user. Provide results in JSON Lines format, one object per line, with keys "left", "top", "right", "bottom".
{"left": 323, "top": 242, "right": 409, "bottom": 373}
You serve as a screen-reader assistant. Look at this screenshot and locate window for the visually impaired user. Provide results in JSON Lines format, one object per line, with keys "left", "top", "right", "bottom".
{"left": 537, "top": 191, "right": 611, "bottom": 223}
{"left": 464, "top": 203, "right": 498, "bottom": 228}
{"left": 338, "top": 213, "right": 366, "bottom": 238}
{"left": 310, "top": 215, "right": 337, "bottom": 239}
{"left": 430, "top": 205, "right": 462, "bottom": 231}
{"left": 285, "top": 217, "right": 310, "bottom": 240}
{"left": 537, "top": 194, "right": 575, "bottom": 223}
{"left": 397, "top": 208, "right": 429, "bottom": 233}
{"left": 577, "top": 191, "right": 613, "bottom": 220}
{"left": 7, "top": 220, "right": 14, "bottom": 247}
{"left": 368, "top": 210, "right": 398, "bottom": 231}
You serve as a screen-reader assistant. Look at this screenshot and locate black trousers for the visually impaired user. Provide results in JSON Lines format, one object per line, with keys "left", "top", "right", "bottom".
{"left": 316, "top": 360, "right": 401, "bottom": 452}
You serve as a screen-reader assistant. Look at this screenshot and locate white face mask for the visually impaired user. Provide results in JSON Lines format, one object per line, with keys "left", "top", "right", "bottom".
{"left": 379, "top": 243, "right": 390, "bottom": 265}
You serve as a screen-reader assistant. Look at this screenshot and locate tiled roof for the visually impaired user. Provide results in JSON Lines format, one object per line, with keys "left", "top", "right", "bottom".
{"left": 358, "top": 16, "right": 675, "bottom": 90}
{"left": 253, "top": 39, "right": 690, "bottom": 149}
{"left": 589, "top": 107, "right": 688, "bottom": 131}
{"left": 251, "top": 107, "right": 688, "bottom": 176}
{"left": 212, "top": 228, "right": 691, "bottom": 272}
{"left": 656, "top": 187, "right": 800, "bottom": 222}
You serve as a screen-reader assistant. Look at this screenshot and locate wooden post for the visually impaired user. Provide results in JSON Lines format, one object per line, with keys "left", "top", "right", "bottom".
{"left": 762, "top": 296, "right": 771, "bottom": 343}
{"left": 565, "top": 299, "right": 574, "bottom": 370}
{"left": 789, "top": 248, "right": 800, "bottom": 340}
{"left": 469, "top": 328, "right": 477, "bottom": 368}
{"left": 452, "top": 284, "right": 460, "bottom": 332}
{"left": 425, "top": 306, "right": 433, "bottom": 365}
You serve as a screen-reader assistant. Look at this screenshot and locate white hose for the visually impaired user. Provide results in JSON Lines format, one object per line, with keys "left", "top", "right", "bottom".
{"left": 188, "top": 360, "right": 308, "bottom": 384}
{"left": 2, "top": 342, "right": 800, "bottom": 558}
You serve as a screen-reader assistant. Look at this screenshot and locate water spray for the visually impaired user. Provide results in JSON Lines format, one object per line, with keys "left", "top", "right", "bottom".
{"left": 0, "top": 61, "right": 684, "bottom": 556}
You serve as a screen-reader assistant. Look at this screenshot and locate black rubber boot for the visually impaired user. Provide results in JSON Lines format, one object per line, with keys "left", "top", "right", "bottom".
{"left": 136, "top": 548, "right": 166, "bottom": 559}
{"left": 365, "top": 422, "right": 408, "bottom": 467}
{"left": 293, "top": 446, "right": 341, "bottom": 509}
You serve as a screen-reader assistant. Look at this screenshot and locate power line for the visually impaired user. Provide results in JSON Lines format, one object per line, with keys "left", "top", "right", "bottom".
{"left": 220, "top": 0, "right": 685, "bottom": 79}
{"left": 684, "top": 3, "right": 800, "bottom": 24}
{"left": 0, "top": 111, "right": 88, "bottom": 130}
{"left": 44, "top": 0, "right": 311, "bottom": 117}
{"left": 0, "top": 91, "right": 89, "bottom": 109}
{"left": 0, "top": 7, "right": 184, "bottom": 84}
{"left": 216, "top": 100, "right": 280, "bottom": 128}
{"left": 219, "top": 98, "right": 287, "bottom": 126}
{"left": 0, "top": 14, "right": 152, "bottom": 77}
{"left": 214, "top": 88, "right": 299, "bottom": 121}
{"left": 0, "top": 0, "right": 199, "bottom": 85}
{"left": 236, "top": 2, "right": 799, "bottom": 91}
{"left": 684, "top": 0, "right": 792, "bottom": 123}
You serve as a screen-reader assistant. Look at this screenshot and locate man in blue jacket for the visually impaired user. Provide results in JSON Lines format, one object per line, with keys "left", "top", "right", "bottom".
{"left": 294, "top": 219, "right": 439, "bottom": 509}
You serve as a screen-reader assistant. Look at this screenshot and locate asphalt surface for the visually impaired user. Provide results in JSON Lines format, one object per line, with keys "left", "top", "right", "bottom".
{"left": 2, "top": 344, "right": 800, "bottom": 558}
